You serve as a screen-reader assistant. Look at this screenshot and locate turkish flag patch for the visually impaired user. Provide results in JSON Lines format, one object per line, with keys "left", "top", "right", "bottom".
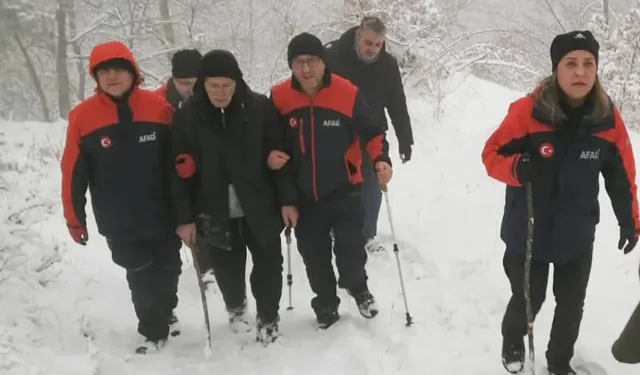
{"left": 175, "top": 153, "right": 196, "bottom": 178}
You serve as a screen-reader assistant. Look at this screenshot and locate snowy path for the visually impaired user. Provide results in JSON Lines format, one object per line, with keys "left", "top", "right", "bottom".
{"left": 2, "top": 75, "right": 639, "bottom": 374}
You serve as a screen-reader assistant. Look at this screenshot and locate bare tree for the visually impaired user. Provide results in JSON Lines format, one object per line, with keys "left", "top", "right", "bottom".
{"left": 158, "top": 0, "right": 176, "bottom": 62}
{"left": 56, "top": 0, "right": 72, "bottom": 119}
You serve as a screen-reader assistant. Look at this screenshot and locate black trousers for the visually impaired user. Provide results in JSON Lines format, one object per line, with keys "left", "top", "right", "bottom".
{"left": 107, "top": 234, "right": 183, "bottom": 341}
{"left": 501, "top": 250, "right": 592, "bottom": 366}
{"left": 295, "top": 190, "right": 368, "bottom": 314}
{"left": 202, "top": 218, "right": 283, "bottom": 323}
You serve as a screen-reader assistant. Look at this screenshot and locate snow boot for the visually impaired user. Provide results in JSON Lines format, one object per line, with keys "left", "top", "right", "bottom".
{"left": 256, "top": 316, "right": 280, "bottom": 345}
{"left": 169, "top": 311, "right": 180, "bottom": 337}
{"left": 135, "top": 337, "right": 167, "bottom": 355}
{"left": 228, "top": 300, "right": 252, "bottom": 333}
{"left": 547, "top": 362, "right": 576, "bottom": 375}
{"left": 501, "top": 336, "right": 525, "bottom": 374}
{"left": 365, "top": 237, "right": 385, "bottom": 252}
{"left": 349, "top": 285, "right": 379, "bottom": 318}
{"left": 316, "top": 308, "right": 340, "bottom": 330}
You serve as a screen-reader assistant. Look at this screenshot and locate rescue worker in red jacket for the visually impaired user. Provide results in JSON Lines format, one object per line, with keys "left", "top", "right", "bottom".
{"left": 482, "top": 30, "right": 639, "bottom": 375}
{"left": 268, "top": 32, "right": 392, "bottom": 329}
{"left": 154, "top": 49, "right": 202, "bottom": 109}
{"left": 60, "top": 41, "right": 181, "bottom": 355}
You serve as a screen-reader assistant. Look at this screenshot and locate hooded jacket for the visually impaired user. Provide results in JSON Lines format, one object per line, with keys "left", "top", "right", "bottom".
{"left": 60, "top": 41, "right": 176, "bottom": 241}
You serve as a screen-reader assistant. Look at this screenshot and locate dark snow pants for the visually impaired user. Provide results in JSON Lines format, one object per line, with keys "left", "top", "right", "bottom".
{"left": 201, "top": 218, "right": 283, "bottom": 323}
{"left": 612, "top": 300, "right": 640, "bottom": 364}
{"left": 107, "top": 234, "right": 182, "bottom": 341}
{"left": 501, "top": 250, "right": 592, "bottom": 367}
{"left": 361, "top": 151, "right": 382, "bottom": 240}
{"left": 295, "top": 190, "right": 369, "bottom": 315}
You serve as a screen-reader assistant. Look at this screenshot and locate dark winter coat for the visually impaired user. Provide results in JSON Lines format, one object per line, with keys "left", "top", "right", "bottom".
{"left": 325, "top": 26, "right": 413, "bottom": 150}
{"left": 61, "top": 41, "right": 176, "bottom": 241}
{"left": 612, "top": 298, "right": 640, "bottom": 364}
{"left": 170, "top": 78, "right": 286, "bottom": 248}
{"left": 482, "top": 90, "right": 639, "bottom": 264}
{"left": 270, "top": 72, "right": 391, "bottom": 204}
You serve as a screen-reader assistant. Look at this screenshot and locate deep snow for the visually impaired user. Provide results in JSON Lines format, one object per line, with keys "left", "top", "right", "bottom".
{"left": 0, "top": 74, "right": 638, "bottom": 375}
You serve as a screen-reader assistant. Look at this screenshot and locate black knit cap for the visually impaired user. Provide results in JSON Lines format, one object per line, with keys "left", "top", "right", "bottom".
{"left": 287, "top": 32, "right": 325, "bottom": 67}
{"left": 171, "top": 49, "right": 202, "bottom": 78}
{"left": 550, "top": 30, "right": 600, "bottom": 71}
{"left": 198, "top": 49, "right": 243, "bottom": 82}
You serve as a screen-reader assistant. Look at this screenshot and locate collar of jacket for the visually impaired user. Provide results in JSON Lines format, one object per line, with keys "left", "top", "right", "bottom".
{"left": 531, "top": 93, "right": 615, "bottom": 133}
{"left": 96, "top": 83, "right": 136, "bottom": 105}
{"left": 290, "top": 67, "right": 332, "bottom": 93}
{"left": 165, "top": 78, "right": 187, "bottom": 108}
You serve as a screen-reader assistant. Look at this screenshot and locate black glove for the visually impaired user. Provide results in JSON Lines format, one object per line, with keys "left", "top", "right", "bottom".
{"left": 618, "top": 225, "right": 639, "bottom": 254}
{"left": 197, "top": 214, "right": 232, "bottom": 251}
{"left": 399, "top": 143, "right": 412, "bottom": 163}
{"left": 514, "top": 154, "right": 539, "bottom": 184}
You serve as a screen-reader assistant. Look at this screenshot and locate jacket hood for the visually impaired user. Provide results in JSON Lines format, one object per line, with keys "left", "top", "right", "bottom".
{"left": 89, "top": 41, "right": 141, "bottom": 85}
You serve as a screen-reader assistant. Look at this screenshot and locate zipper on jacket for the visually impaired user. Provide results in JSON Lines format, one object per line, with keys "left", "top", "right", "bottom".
{"left": 221, "top": 108, "right": 226, "bottom": 130}
{"left": 299, "top": 118, "right": 305, "bottom": 154}
{"left": 310, "top": 101, "right": 319, "bottom": 202}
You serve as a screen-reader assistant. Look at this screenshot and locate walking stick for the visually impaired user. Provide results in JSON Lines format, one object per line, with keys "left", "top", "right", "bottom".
{"left": 188, "top": 243, "right": 212, "bottom": 348}
{"left": 381, "top": 184, "right": 413, "bottom": 327}
{"left": 284, "top": 227, "right": 294, "bottom": 310}
{"left": 522, "top": 154, "right": 536, "bottom": 374}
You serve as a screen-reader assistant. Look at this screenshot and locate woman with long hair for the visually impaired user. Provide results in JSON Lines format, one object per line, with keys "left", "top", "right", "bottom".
{"left": 482, "top": 30, "right": 639, "bottom": 375}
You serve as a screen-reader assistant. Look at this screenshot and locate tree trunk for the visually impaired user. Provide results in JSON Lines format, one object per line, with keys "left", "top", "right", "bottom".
{"left": 602, "top": 0, "right": 609, "bottom": 25}
{"left": 68, "top": 0, "right": 85, "bottom": 102}
{"left": 158, "top": 0, "right": 176, "bottom": 62}
{"left": 13, "top": 33, "right": 51, "bottom": 122}
{"left": 56, "top": 0, "right": 71, "bottom": 119}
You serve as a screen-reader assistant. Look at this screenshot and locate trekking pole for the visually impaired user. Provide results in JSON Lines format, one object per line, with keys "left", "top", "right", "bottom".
{"left": 284, "top": 227, "right": 294, "bottom": 310}
{"left": 381, "top": 184, "right": 413, "bottom": 327}
{"left": 522, "top": 154, "right": 536, "bottom": 374}
{"left": 189, "top": 243, "right": 212, "bottom": 348}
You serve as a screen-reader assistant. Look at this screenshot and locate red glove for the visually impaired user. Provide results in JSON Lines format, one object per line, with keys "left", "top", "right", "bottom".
{"left": 68, "top": 224, "right": 88, "bottom": 245}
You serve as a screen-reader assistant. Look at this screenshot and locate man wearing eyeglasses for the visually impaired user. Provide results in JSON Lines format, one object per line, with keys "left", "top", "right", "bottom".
{"left": 268, "top": 32, "right": 393, "bottom": 329}
{"left": 325, "top": 16, "right": 414, "bottom": 253}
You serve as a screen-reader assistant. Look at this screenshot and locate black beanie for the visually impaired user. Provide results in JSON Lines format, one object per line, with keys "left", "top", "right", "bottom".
{"left": 198, "top": 49, "right": 243, "bottom": 82}
{"left": 171, "top": 49, "right": 202, "bottom": 78}
{"left": 550, "top": 30, "right": 600, "bottom": 71}
{"left": 287, "top": 32, "right": 325, "bottom": 67}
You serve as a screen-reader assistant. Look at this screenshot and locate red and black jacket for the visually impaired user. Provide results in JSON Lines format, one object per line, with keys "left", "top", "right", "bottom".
{"left": 270, "top": 72, "right": 390, "bottom": 203}
{"left": 61, "top": 41, "right": 176, "bottom": 241}
{"left": 482, "top": 90, "right": 639, "bottom": 263}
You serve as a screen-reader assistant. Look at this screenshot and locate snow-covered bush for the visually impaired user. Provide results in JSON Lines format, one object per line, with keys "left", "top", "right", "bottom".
{"left": 0, "top": 121, "right": 97, "bottom": 374}
{"left": 589, "top": 4, "right": 640, "bottom": 129}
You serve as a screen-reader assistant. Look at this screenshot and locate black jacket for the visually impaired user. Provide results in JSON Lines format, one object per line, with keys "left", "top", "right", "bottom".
{"left": 170, "top": 80, "right": 286, "bottom": 247}
{"left": 325, "top": 26, "right": 413, "bottom": 149}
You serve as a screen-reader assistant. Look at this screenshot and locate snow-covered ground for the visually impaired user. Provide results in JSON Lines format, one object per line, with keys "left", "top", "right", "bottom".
{"left": 1, "top": 74, "right": 638, "bottom": 375}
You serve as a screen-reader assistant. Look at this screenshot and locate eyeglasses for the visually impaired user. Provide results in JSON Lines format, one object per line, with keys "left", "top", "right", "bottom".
{"left": 292, "top": 56, "right": 321, "bottom": 69}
